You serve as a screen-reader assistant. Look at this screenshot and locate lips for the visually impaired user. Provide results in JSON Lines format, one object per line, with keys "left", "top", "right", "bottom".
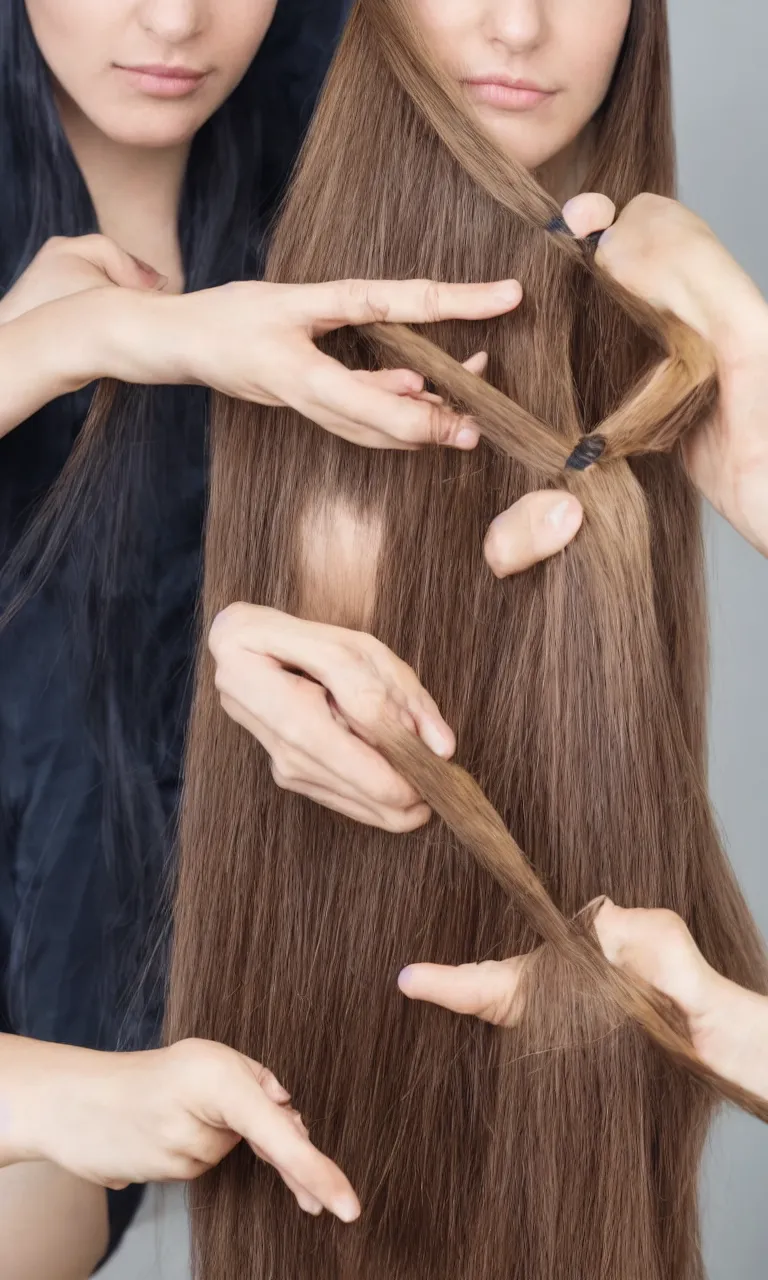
{"left": 114, "top": 63, "right": 209, "bottom": 98}
{"left": 463, "top": 77, "right": 556, "bottom": 112}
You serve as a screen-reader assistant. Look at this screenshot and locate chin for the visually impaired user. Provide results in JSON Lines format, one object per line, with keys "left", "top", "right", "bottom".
{"left": 486, "top": 120, "right": 584, "bottom": 178}
{"left": 105, "top": 115, "right": 207, "bottom": 149}
{"left": 96, "top": 105, "right": 208, "bottom": 150}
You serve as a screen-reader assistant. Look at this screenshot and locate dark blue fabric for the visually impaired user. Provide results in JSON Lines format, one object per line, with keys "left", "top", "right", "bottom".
{"left": 0, "top": 0, "right": 348, "bottom": 1053}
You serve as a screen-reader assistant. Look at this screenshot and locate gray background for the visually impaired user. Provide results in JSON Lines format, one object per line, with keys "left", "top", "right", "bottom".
{"left": 103, "top": 0, "right": 768, "bottom": 1274}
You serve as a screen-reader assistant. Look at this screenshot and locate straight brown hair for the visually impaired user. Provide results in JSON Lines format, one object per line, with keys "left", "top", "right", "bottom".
{"left": 168, "top": 2, "right": 768, "bottom": 1276}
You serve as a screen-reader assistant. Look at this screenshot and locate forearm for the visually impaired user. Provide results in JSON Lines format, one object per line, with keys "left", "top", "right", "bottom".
{"left": 0, "top": 294, "right": 108, "bottom": 439}
{"left": 0, "top": 287, "right": 198, "bottom": 441}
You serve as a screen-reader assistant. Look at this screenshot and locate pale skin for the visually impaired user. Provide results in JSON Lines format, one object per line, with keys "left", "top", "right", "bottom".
{"left": 399, "top": 900, "right": 768, "bottom": 1109}
{"left": 2, "top": 2, "right": 767, "bottom": 1277}
{"left": 0, "top": 0, "right": 515, "bottom": 1272}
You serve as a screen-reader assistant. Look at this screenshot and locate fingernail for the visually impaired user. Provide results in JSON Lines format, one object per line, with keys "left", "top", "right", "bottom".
{"left": 129, "top": 253, "right": 168, "bottom": 290}
{"left": 494, "top": 280, "right": 522, "bottom": 306}
{"left": 333, "top": 1195, "right": 361, "bottom": 1224}
{"left": 274, "top": 1084, "right": 291, "bottom": 1103}
{"left": 130, "top": 253, "right": 159, "bottom": 276}
{"left": 545, "top": 498, "right": 582, "bottom": 533}
{"left": 455, "top": 425, "right": 479, "bottom": 449}
{"left": 421, "top": 720, "right": 453, "bottom": 757}
{"left": 398, "top": 966, "right": 414, "bottom": 989}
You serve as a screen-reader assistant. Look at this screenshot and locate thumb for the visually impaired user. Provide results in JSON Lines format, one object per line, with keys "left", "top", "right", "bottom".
{"left": 78, "top": 235, "right": 168, "bottom": 291}
{"left": 561, "top": 193, "right": 617, "bottom": 239}
{"left": 398, "top": 957, "right": 526, "bottom": 1027}
{"left": 484, "top": 490, "right": 583, "bottom": 578}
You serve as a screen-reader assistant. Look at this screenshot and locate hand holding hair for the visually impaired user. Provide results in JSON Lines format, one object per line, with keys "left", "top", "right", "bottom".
{"left": 209, "top": 603, "right": 455, "bottom": 831}
{"left": 0, "top": 229, "right": 518, "bottom": 447}
{"left": 485, "top": 192, "right": 768, "bottom": 575}
{"left": 0, "top": 1034, "right": 360, "bottom": 1222}
{"left": 399, "top": 899, "right": 768, "bottom": 1109}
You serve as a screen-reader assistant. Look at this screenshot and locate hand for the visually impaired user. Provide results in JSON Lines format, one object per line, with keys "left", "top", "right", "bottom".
{"left": 209, "top": 603, "right": 454, "bottom": 830}
{"left": 102, "top": 274, "right": 520, "bottom": 450}
{"left": 398, "top": 900, "right": 768, "bottom": 1106}
{"left": 2, "top": 1035, "right": 359, "bottom": 1221}
{"left": 484, "top": 192, "right": 768, "bottom": 574}
{"left": 0, "top": 234, "right": 166, "bottom": 326}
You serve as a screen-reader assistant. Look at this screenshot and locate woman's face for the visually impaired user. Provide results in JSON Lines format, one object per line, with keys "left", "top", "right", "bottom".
{"left": 411, "top": 0, "right": 632, "bottom": 171}
{"left": 24, "top": 0, "right": 279, "bottom": 148}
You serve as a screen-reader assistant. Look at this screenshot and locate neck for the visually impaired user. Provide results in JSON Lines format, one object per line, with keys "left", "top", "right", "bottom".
{"left": 58, "top": 90, "right": 190, "bottom": 293}
{"left": 538, "top": 125, "right": 595, "bottom": 205}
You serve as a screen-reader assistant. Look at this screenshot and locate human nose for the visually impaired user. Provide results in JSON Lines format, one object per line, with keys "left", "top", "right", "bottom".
{"left": 136, "top": 0, "right": 206, "bottom": 45}
{"left": 483, "top": 0, "right": 547, "bottom": 54}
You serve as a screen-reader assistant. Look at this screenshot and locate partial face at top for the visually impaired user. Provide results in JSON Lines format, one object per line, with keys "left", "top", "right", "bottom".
{"left": 24, "top": 0, "right": 279, "bottom": 148}
{"left": 410, "top": 0, "right": 633, "bottom": 171}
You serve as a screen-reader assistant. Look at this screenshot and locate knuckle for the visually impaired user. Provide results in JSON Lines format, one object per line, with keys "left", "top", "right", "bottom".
{"left": 349, "top": 682, "right": 391, "bottom": 727}
{"left": 385, "top": 805, "right": 428, "bottom": 833}
{"left": 208, "top": 603, "right": 259, "bottom": 660}
{"left": 420, "top": 279, "right": 443, "bottom": 324}
{"left": 347, "top": 278, "right": 390, "bottom": 323}
{"left": 167, "top": 1037, "right": 222, "bottom": 1074}
{"left": 40, "top": 236, "right": 66, "bottom": 256}
{"left": 166, "top": 1151, "right": 201, "bottom": 1180}
{"left": 210, "top": 601, "right": 251, "bottom": 637}
{"left": 647, "top": 908, "right": 690, "bottom": 948}
{"left": 271, "top": 749, "right": 303, "bottom": 785}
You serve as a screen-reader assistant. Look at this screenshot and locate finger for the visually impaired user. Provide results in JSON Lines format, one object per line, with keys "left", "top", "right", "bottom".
{"left": 219, "top": 668, "right": 424, "bottom": 809}
{"left": 351, "top": 367, "right": 426, "bottom": 396}
{"left": 484, "top": 491, "right": 583, "bottom": 577}
{"left": 245, "top": 1061, "right": 291, "bottom": 1105}
{"left": 272, "top": 771, "right": 432, "bottom": 832}
{"left": 229, "top": 621, "right": 453, "bottom": 768}
{"left": 223, "top": 1089, "right": 360, "bottom": 1222}
{"left": 350, "top": 369, "right": 480, "bottom": 448}
{"left": 75, "top": 234, "right": 168, "bottom": 291}
{"left": 398, "top": 958, "right": 527, "bottom": 1027}
{"left": 301, "top": 352, "right": 482, "bottom": 448}
{"left": 463, "top": 351, "right": 489, "bottom": 377}
{"left": 561, "top": 194, "right": 617, "bottom": 240}
{"left": 279, "top": 1169, "right": 324, "bottom": 1216}
{"left": 301, "top": 278, "right": 523, "bottom": 332}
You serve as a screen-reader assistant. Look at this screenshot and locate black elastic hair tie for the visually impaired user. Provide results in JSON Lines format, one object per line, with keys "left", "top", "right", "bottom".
{"left": 546, "top": 217, "right": 602, "bottom": 255}
{"left": 545, "top": 214, "right": 574, "bottom": 236}
{"left": 565, "top": 434, "right": 606, "bottom": 472}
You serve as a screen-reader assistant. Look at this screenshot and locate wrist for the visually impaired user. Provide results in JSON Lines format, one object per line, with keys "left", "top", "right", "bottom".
{"left": 0, "top": 1034, "right": 60, "bottom": 1165}
{"left": 80, "top": 286, "right": 198, "bottom": 387}
{"left": 692, "top": 976, "right": 768, "bottom": 1104}
{"left": 704, "top": 268, "right": 768, "bottom": 373}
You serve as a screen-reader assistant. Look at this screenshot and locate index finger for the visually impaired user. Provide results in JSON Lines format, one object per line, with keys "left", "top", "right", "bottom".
{"left": 223, "top": 1085, "right": 360, "bottom": 1222}
{"left": 300, "top": 277, "right": 523, "bottom": 334}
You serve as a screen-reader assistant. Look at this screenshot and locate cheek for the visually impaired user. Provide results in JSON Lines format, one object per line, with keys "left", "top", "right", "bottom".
{"left": 568, "top": 1, "right": 632, "bottom": 114}
{"left": 407, "top": 0, "right": 467, "bottom": 62}
{"left": 214, "top": 0, "right": 279, "bottom": 74}
{"left": 24, "top": 0, "right": 107, "bottom": 86}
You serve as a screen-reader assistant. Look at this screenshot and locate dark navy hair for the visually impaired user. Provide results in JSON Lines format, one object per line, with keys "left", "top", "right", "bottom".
{"left": 0, "top": 0, "right": 349, "bottom": 1049}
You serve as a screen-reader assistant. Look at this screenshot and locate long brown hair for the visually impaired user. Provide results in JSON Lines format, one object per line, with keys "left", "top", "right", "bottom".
{"left": 168, "top": 2, "right": 767, "bottom": 1276}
